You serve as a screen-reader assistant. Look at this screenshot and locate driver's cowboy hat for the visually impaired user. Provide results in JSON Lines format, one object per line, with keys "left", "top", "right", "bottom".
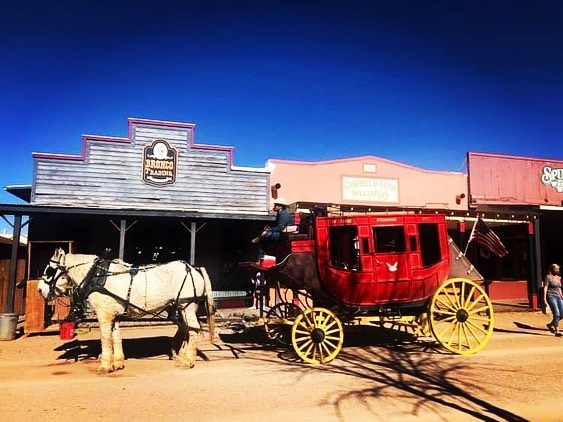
{"left": 273, "top": 198, "right": 288, "bottom": 207}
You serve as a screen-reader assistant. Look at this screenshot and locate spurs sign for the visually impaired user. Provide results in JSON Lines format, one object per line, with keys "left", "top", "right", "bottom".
{"left": 541, "top": 166, "right": 563, "bottom": 193}
{"left": 142, "top": 140, "right": 177, "bottom": 187}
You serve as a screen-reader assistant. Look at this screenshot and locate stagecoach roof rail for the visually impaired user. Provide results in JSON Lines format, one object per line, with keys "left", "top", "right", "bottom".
{"left": 291, "top": 201, "right": 536, "bottom": 221}
{"left": 292, "top": 202, "right": 439, "bottom": 216}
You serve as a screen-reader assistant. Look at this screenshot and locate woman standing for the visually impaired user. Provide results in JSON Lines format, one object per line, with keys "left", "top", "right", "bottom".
{"left": 543, "top": 263, "right": 563, "bottom": 336}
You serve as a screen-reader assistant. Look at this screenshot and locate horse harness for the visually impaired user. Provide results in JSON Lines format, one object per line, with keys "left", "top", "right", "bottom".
{"left": 49, "top": 257, "right": 209, "bottom": 322}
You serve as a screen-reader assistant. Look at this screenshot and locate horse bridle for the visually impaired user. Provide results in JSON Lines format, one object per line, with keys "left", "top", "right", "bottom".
{"left": 41, "top": 257, "right": 73, "bottom": 301}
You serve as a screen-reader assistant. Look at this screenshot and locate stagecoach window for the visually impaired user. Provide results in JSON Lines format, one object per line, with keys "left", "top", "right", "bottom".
{"left": 329, "top": 226, "right": 360, "bottom": 271}
{"left": 418, "top": 223, "right": 441, "bottom": 267}
{"left": 373, "top": 226, "right": 406, "bottom": 253}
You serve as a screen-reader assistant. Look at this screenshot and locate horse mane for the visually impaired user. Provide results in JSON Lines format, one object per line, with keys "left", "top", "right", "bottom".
{"left": 65, "top": 253, "right": 100, "bottom": 285}
{"left": 67, "top": 253, "right": 130, "bottom": 270}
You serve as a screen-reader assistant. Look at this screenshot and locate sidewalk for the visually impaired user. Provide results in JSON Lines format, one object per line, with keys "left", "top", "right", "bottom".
{"left": 492, "top": 299, "right": 538, "bottom": 313}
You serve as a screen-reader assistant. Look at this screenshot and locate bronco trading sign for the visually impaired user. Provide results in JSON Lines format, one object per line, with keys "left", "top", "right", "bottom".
{"left": 142, "top": 140, "right": 178, "bottom": 187}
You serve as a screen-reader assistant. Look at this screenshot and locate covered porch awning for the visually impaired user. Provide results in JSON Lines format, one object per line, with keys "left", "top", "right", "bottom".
{"left": 0, "top": 203, "right": 274, "bottom": 314}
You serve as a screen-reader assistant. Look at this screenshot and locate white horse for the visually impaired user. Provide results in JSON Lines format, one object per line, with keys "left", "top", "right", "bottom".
{"left": 38, "top": 248, "right": 215, "bottom": 374}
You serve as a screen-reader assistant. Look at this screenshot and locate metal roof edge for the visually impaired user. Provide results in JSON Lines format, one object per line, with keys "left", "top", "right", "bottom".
{"left": 0, "top": 203, "right": 274, "bottom": 221}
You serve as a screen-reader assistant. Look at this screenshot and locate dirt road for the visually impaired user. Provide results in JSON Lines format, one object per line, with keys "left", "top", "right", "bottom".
{"left": 0, "top": 309, "right": 560, "bottom": 421}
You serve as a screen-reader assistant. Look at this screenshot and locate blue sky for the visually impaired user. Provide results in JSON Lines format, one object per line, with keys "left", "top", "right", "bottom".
{"left": 1, "top": 0, "right": 563, "bottom": 223}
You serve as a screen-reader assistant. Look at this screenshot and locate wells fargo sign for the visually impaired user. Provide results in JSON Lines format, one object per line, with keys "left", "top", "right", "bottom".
{"left": 541, "top": 166, "right": 563, "bottom": 193}
{"left": 142, "top": 140, "right": 177, "bottom": 187}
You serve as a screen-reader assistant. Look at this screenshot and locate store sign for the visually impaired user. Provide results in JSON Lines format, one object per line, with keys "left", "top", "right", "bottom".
{"left": 342, "top": 176, "right": 399, "bottom": 203}
{"left": 142, "top": 140, "right": 177, "bottom": 187}
{"left": 541, "top": 166, "right": 563, "bottom": 193}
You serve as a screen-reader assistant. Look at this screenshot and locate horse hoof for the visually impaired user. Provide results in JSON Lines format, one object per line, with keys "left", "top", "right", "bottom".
{"left": 112, "top": 359, "right": 125, "bottom": 370}
{"left": 175, "top": 357, "right": 195, "bottom": 369}
{"left": 96, "top": 366, "right": 111, "bottom": 375}
{"left": 179, "top": 362, "right": 195, "bottom": 369}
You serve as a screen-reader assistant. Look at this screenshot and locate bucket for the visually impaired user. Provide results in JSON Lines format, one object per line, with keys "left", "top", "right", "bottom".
{"left": 0, "top": 313, "right": 19, "bottom": 341}
{"left": 60, "top": 321, "right": 75, "bottom": 340}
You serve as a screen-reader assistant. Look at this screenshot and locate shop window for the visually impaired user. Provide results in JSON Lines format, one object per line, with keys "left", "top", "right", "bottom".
{"left": 373, "top": 226, "right": 406, "bottom": 253}
{"left": 470, "top": 225, "right": 529, "bottom": 281}
{"left": 329, "top": 226, "right": 360, "bottom": 271}
{"left": 479, "top": 237, "right": 528, "bottom": 281}
{"left": 418, "top": 223, "right": 441, "bottom": 267}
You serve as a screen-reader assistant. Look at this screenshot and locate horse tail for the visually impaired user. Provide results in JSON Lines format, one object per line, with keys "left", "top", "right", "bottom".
{"left": 200, "top": 266, "right": 215, "bottom": 342}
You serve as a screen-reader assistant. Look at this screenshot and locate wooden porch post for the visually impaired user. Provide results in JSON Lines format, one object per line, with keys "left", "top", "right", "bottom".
{"left": 533, "top": 217, "right": 542, "bottom": 310}
{"left": 119, "top": 219, "right": 126, "bottom": 260}
{"left": 110, "top": 219, "right": 136, "bottom": 261}
{"left": 6, "top": 215, "right": 22, "bottom": 313}
{"left": 181, "top": 221, "right": 206, "bottom": 266}
{"left": 190, "top": 221, "right": 196, "bottom": 265}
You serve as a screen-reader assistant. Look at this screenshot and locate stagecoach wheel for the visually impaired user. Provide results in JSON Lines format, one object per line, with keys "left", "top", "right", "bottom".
{"left": 264, "top": 302, "right": 301, "bottom": 346}
{"left": 429, "top": 277, "right": 495, "bottom": 355}
{"left": 291, "top": 307, "right": 344, "bottom": 364}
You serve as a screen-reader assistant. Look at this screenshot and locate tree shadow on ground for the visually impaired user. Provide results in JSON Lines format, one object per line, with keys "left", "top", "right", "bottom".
{"left": 220, "top": 325, "right": 528, "bottom": 422}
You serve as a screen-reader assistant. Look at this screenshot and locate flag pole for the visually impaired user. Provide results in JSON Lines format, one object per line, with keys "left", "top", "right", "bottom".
{"left": 463, "top": 215, "right": 478, "bottom": 256}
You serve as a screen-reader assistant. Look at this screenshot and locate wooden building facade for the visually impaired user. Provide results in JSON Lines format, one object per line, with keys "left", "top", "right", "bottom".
{"left": 2, "top": 118, "right": 275, "bottom": 331}
{"left": 32, "top": 119, "right": 269, "bottom": 213}
{"left": 0, "top": 237, "right": 26, "bottom": 316}
{"left": 468, "top": 152, "right": 563, "bottom": 307}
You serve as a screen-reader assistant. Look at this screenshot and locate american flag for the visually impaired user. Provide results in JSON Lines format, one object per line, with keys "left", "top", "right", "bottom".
{"left": 468, "top": 218, "right": 508, "bottom": 258}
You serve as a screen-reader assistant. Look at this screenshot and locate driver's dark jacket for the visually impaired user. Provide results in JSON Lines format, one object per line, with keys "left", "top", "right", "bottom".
{"left": 269, "top": 209, "right": 294, "bottom": 233}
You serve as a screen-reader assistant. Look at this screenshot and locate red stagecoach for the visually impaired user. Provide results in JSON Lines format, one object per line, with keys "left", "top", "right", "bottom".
{"left": 244, "top": 204, "right": 493, "bottom": 364}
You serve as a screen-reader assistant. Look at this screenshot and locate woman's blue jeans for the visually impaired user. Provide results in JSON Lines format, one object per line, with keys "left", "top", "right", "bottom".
{"left": 546, "top": 294, "right": 563, "bottom": 328}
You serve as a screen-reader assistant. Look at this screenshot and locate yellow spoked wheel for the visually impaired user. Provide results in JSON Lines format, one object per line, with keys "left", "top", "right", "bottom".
{"left": 264, "top": 302, "right": 301, "bottom": 346}
{"left": 291, "top": 307, "right": 344, "bottom": 364}
{"left": 429, "top": 278, "right": 494, "bottom": 355}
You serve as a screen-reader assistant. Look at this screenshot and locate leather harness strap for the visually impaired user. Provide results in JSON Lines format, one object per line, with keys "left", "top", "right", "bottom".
{"left": 77, "top": 260, "right": 207, "bottom": 320}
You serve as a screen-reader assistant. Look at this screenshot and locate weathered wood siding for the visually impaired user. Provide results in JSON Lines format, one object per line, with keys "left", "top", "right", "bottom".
{"left": 468, "top": 152, "right": 563, "bottom": 206}
{"left": 0, "top": 259, "right": 26, "bottom": 314}
{"left": 32, "top": 119, "right": 270, "bottom": 214}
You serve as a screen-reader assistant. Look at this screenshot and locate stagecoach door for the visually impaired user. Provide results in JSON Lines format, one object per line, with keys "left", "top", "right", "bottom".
{"left": 369, "top": 224, "right": 411, "bottom": 302}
